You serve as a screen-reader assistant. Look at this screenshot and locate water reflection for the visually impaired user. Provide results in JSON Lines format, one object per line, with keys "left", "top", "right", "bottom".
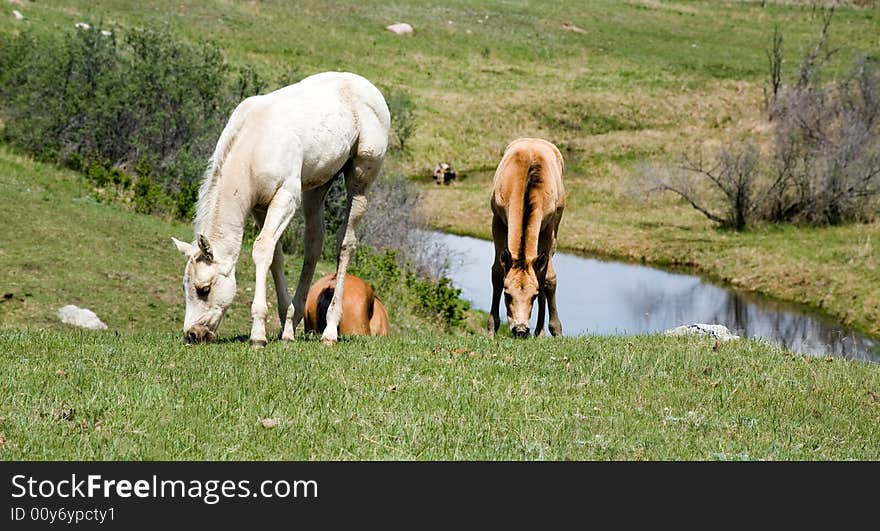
{"left": 429, "top": 231, "right": 880, "bottom": 363}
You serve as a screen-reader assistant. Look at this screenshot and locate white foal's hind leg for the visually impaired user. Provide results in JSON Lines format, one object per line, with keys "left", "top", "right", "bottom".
{"left": 250, "top": 181, "right": 300, "bottom": 347}
{"left": 321, "top": 158, "right": 379, "bottom": 344}
{"left": 290, "top": 180, "right": 333, "bottom": 331}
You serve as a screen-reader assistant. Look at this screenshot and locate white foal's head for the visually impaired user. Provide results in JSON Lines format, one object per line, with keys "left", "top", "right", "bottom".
{"left": 171, "top": 234, "right": 236, "bottom": 343}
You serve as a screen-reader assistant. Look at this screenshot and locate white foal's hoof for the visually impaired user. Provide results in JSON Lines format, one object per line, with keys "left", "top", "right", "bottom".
{"left": 320, "top": 322, "right": 339, "bottom": 345}
{"left": 250, "top": 338, "right": 268, "bottom": 348}
{"left": 320, "top": 329, "right": 338, "bottom": 345}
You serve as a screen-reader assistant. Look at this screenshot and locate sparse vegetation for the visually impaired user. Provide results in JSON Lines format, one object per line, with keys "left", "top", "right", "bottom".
{"left": 386, "top": 90, "right": 417, "bottom": 152}
{"left": 646, "top": 9, "right": 880, "bottom": 230}
{"left": 644, "top": 143, "right": 763, "bottom": 230}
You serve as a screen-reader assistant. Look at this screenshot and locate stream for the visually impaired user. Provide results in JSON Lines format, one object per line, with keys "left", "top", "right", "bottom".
{"left": 429, "top": 231, "right": 880, "bottom": 363}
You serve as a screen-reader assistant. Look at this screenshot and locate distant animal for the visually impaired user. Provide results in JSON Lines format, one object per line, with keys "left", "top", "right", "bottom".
{"left": 171, "top": 72, "right": 390, "bottom": 347}
{"left": 433, "top": 162, "right": 457, "bottom": 185}
{"left": 487, "top": 138, "right": 565, "bottom": 339}
{"left": 304, "top": 274, "right": 389, "bottom": 336}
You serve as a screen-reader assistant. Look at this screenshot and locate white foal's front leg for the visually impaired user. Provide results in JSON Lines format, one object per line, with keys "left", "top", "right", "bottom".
{"left": 254, "top": 207, "right": 296, "bottom": 341}
{"left": 250, "top": 183, "right": 299, "bottom": 347}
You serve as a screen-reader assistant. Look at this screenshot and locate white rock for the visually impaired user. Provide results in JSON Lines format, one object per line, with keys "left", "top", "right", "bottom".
{"left": 386, "top": 22, "right": 413, "bottom": 35}
{"left": 58, "top": 305, "right": 108, "bottom": 330}
{"left": 75, "top": 22, "right": 91, "bottom": 30}
{"left": 100, "top": 29, "right": 112, "bottom": 37}
{"left": 12, "top": 9, "right": 23, "bottom": 20}
{"left": 664, "top": 323, "right": 740, "bottom": 342}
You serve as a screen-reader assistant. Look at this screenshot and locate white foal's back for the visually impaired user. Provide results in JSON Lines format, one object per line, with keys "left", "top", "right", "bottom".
{"left": 228, "top": 72, "right": 390, "bottom": 195}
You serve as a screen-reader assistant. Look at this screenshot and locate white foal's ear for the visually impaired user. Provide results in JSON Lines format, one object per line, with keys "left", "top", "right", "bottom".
{"left": 171, "top": 237, "right": 195, "bottom": 258}
{"left": 197, "top": 234, "right": 214, "bottom": 263}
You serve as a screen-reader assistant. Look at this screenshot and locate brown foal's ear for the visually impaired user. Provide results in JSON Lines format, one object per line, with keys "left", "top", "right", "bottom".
{"left": 500, "top": 248, "right": 512, "bottom": 270}
{"left": 197, "top": 234, "right": 214, "bottom": 262}
{"left": 533, "top": 252, "right": 548, "bottom": 272}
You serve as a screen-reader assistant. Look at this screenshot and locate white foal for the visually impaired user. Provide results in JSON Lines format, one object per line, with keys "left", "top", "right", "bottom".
{"left": 171, "top": 72, "right": 390, "bottom": 347}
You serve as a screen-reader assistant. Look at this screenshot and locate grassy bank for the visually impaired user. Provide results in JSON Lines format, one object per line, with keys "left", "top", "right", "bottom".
{"left": 1, "top": 330, "right": 878, "bottom": 460}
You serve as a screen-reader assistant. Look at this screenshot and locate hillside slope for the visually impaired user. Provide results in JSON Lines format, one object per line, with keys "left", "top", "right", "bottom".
{"left": 0, "top": 150, "right": 878, "bottom": 460}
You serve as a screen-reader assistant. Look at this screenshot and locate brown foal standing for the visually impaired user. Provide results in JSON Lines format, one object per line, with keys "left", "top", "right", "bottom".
{"left": 488, "top": 138, "right": 565, "bottom": 339}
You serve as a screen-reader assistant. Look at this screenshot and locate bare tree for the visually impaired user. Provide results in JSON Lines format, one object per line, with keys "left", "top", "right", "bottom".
{"left": 768, "top": 55, "right": 880, "bottom": 224}
{"left": 646, "top": 143, "right": 763, "bottom": 230}
{"left": 765, "top": 25, "right": 784, "bottom": 117}
{"left": 796, "top": 4, "right": 836, "bottom": 90}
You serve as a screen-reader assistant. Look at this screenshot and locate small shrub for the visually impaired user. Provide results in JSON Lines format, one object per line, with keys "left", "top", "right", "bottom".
{"left": 405, "top": 273, "right": 469, "bottom": 326}
{"left": 765, "top": 55, "right": 880, "bottom": 224}
{"left": 386, "top": 90, "right": 417, "bottom": 152}
{"left": 132, "top": 175, "right": 165, "bottom": 215}
{"left": 645, "top": 142, "right": 763, "bottom": 230}
{"left": 351, "top": 247, "right": 469, "bottom": 328}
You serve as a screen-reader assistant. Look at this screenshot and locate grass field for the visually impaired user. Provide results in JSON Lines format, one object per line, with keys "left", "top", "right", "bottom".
{"left": 2, "top": 331, "right": 879, "bottom": 460}
{"left": 1, "top": 1, "right": 879, "bottom": 460}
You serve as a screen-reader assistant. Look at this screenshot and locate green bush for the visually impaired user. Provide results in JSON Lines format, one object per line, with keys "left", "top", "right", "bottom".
{"left": 0, "top": 24, "right": 266, "bottom": 219}
{"left": 406, "top": 274, "right": 469, "bottom": 326}
{"left": 351, "top": 247, "right": 469, "bottom": 329}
